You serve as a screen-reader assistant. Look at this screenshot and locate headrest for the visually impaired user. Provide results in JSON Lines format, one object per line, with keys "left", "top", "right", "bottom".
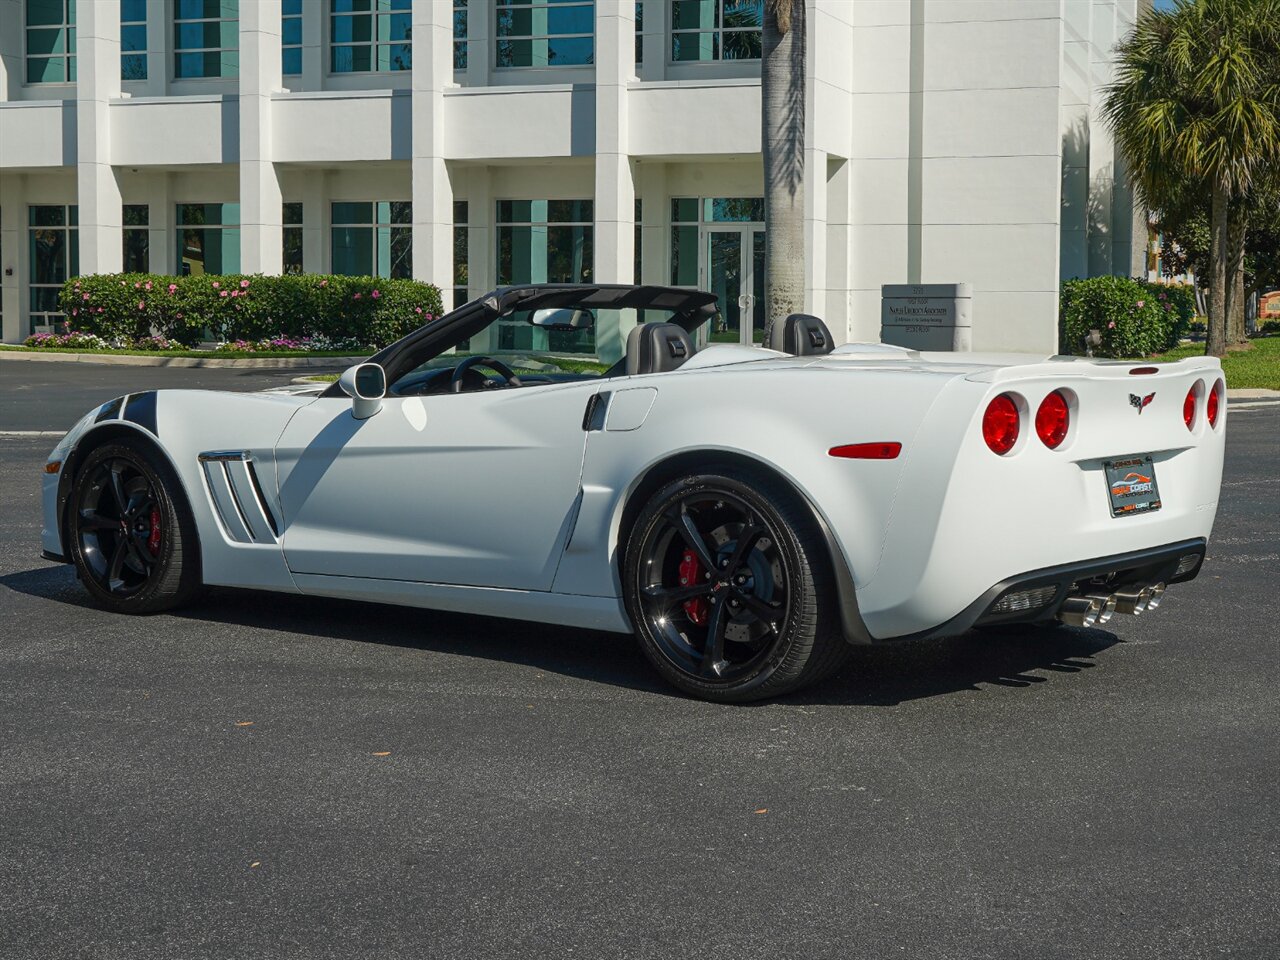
{"left": 766, "top": 313, "right": 834, "bottom": 356}
{"left": 625, "top": 322, "right": 695, "bottom": 376}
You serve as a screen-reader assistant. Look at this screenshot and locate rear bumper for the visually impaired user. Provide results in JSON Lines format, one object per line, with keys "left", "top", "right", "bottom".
{"left": 874, "top": 537, "right": 1206, "bottom": 643}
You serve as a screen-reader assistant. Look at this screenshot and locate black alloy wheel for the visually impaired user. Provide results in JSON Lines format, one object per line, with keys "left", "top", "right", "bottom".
{"left": 624, "top": 467, "right": 848, "bottom": 702}
{"left": 69, "top": 440, "right": 201, "bottom": 613}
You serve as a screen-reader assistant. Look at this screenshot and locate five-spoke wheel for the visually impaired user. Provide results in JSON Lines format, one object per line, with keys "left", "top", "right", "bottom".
{"left": 69, "top": 439, "right": 201, "bottom": 613}
{"left": 624, "top": 467, "right": 848, "bottom": 702}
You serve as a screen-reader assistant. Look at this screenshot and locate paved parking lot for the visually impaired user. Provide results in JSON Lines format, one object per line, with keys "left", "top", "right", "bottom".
{"left": 1, "top": 363, "right": 1278, "bottom": 959}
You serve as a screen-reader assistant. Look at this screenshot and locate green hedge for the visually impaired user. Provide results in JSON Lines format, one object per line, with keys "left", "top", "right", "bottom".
{"left": 58, "top": 273, "right": 444, "bottom": 348}
{"left": 1059, "top": 277, "right": 1194, "bottom": 358}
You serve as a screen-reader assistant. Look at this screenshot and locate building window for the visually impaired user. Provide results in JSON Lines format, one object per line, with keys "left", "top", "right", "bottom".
{"left": 282, "top": 0, "right": 302, "bottom": 75}
{"left": 496, "top": 0, "right": 594, "bottom": 68}
{"left": 635, "top": 1, "right": 643, "bottom": 64}
{"left": 454, "top": 0, "right": 467, "bottom": 70}
{"left": 331, "top": 201, "right": 412, "bottom": 278}
{"left": 496, "top": 200, "right": 593, "bottom": 351}
{"left": 330, "top": 0, "right": 412, "bottom": 74}
{"left": 671, "top": 0, "right": 762, "bottom": 62}
{"left": 26, "top": 0, "right": 76, "bottom": 84}
{"left": 669, "top": 196, "right": 763, "bottom": 285}
{"left": 174, "top": 0, "right": 239, "bottom": 79}
{"left": 123, "top": 204, "right": 149, "bottom": 272}
{"left": 283, "top": 202, "right": 304, "bottom": 274}
{"left": 178, "top": 203, "right": 240, "bottom": 275}
{"left": 28, "top": 205, "right": 78, "bottom": 334}
{"left": 453, "top": 201, "right": 469, "bottom": 310}
{"left": 121, "top": 0, "right": 148, "bottom": 81}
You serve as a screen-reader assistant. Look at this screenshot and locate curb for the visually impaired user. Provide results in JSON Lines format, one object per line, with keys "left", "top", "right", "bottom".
{"left": 0, "top": 350, "right": 362, "bottom": 369}
{"left": 1226, "top": 388, "right": 1280, "bottom": 400}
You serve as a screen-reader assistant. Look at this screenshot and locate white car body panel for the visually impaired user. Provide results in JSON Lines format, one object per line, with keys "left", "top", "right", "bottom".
{"left": 42, "top": 341, "right": 1225, "bottom": 643}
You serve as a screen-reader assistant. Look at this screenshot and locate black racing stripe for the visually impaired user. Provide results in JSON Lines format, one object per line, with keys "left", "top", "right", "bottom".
{"left": 123, "top": 391, "right": 158, "bottom": 435}
{"left": 94, "top": 396, "right": 125, "bottom": 423}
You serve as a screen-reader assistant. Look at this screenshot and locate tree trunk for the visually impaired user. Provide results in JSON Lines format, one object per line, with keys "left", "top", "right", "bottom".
{"left": 1226, "top": 211, "right": 1247, "bottom": 344}
{"left": 762, "top": 0, "right": 806, "bottom": 340}
{"left": 1206, "top": 180, "right": 1229, "bottom": 358}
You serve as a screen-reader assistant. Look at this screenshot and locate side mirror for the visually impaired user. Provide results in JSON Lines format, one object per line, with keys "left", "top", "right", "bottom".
{"left": 338, "top": 362, "right": 386, "bottom": 420}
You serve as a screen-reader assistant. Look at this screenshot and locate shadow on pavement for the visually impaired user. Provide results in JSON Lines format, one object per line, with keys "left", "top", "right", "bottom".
{"left": 2, "top": 564, "right": 1120, "bottom": 707}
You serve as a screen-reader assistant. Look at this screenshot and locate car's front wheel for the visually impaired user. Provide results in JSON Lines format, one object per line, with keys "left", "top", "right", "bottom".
{"left": 68, "top": 438, "right": 202, "bottom": 613}
{"left": 623, "top": 466, "right": 848, "bottom": 702}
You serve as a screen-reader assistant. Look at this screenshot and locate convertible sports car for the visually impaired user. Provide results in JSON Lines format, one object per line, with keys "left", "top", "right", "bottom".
{"left": 39, "top": 284, "right": 1226, "bottom": 701}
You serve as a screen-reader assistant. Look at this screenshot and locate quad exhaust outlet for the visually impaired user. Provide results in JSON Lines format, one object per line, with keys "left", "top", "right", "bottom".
{"left": 1056, "top": 583, "right": 1166, "bottom": 627}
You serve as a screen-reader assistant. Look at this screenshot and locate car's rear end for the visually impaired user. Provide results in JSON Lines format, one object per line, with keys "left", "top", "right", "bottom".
{"left": 858, "top": 355, "right": 1226, "bottom": 640}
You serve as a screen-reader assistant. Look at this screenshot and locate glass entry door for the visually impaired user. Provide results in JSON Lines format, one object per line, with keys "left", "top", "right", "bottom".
{"left": 704, "top": 226, "right": 765, "bottom": 345}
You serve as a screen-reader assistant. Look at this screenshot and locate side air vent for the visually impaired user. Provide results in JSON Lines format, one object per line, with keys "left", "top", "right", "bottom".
{"left": 198, "top": 451, "right": 280, "bottom": 544}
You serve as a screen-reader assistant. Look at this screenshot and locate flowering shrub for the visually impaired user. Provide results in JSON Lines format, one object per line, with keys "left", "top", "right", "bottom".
{"left": 132, "top": 335, "right": 184, "bottom": 351}
{"left": 24, "top": 331, "right": 112, "bottom": 350}
{"left": 212, "top": 335, "right": 367, "bottom": 353}
{"left": 1059, "top": 277, "right": 1192, "bottom": 358}
{"left": 59, "top": 273, "right": 443, "bottom": 348}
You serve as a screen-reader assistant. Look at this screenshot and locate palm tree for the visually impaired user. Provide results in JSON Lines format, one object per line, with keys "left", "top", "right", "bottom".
{"left": 761, "top": 0, "right": 806, "bottom": 336}
{"left": 1104, "top": 0, "right": 1280, "bottom": 357}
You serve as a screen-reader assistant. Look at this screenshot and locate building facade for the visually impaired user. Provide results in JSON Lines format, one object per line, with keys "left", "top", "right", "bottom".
{"left": 0, "top": 0, "right": 1147, "bottom": 350}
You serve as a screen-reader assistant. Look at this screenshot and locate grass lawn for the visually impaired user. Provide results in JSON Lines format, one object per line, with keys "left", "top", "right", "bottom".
{"left": 1141, "top": 335, "right": 1280, "bottom": 390}
{"left": 0, "top": 344, "right": 362, "bottom": 360}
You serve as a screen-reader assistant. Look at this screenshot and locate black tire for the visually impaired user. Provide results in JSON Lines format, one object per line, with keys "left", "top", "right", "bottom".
{"left": 623, "top": 465, "right": 849, "bottom": 703}
{"left": 68, "top": 438, "right": 202, "bottom": 613}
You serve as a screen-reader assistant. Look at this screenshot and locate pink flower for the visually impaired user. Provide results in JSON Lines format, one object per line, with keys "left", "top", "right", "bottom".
{"left": 414, "top": 306, "right": 422, "bottom": 314}
{"left": 168, "top": 284, "right": 177, "bottom": 294}
{"left": 176, "top": 312, "right": 184, "bottom": 319}
{"left": 1108, "top": 321, "right": 1116, "bottom": 329}
{"left": 371, "top": 289, "right": 381, "bottom": 299}
{"left": 319, "top": 279, "right": 328, "bottom": 287}
{"left": 137, "top": 301, "right": 145, "bottom": 310}
{"left": 212, "top": 281, "right": 220, "bottom": 289}
{"left": 72, "top": 309, "right": 78, "bottom": 316}
{"left": 230, "top": 290, "right": 239, "bottom": 298}
{"left": 97, "top": 307, "right": 104, "bottom": 313}
{"left": 353, "top": 293, "right": 362, "bottom": 300}
{"left": 73, "top": 282, "right": 80, "bottom": 290}
{"left": 144, "top": 281, "right": 152, "bottom": 291}
{"left": 219, "top": 290, "right": 228, "bottom": 298}
{"left": 82, "top": 293, "right": 91, "bottom": 301}
{"left": 1135, "top": 300, "right": 1145, "bottom": 308}
{"left": 240, "top": 279, "right": 249, "bottom": 288}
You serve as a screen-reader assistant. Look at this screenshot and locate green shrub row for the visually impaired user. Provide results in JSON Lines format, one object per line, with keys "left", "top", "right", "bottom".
{"left": 58, "top": 273, "right": 444, "bottom": 348}
{"left": 1059, "top": 277, "right": 1196, "bottom": 358}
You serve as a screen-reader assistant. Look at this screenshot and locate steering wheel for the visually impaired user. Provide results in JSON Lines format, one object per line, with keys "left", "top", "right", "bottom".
{"left": 450, "top": 355, "right": 523, "bottom": 393}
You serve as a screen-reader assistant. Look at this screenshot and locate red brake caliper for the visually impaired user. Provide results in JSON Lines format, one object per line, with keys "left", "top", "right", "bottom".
{"left": 148, "top": 508, "right": 162, "bottom": 555}
{"left": 678, "top": 549, "right": 709, "bottom": 625}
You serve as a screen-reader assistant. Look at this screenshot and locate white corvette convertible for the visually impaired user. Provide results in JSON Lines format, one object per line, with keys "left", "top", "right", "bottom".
{"left": 40, "top": 285, "right": 1226, "bottom": 701}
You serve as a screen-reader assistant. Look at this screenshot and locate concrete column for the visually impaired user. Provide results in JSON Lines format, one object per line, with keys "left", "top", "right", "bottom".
{"left": 301, "top": 0, "right": 324, "bottom": 92}
{"left": 637, "top": 162, "right": 667, "bottom": 285}
{"left": 142, "top": 0, "right": 167, "bottom": 97}
{"left": 146, "top": 173, "right": 175, "bottom": 275}
{"left": 593, "top": 0, "right": 635, "bottom": 286}
{"left": 302, "top": 169, "right": 326, "bottom": 273}
{"left": 0, "top": 172, "right": 23, "bottom": 342}
{"left": 240, "top": 1, "right": 284, "bottom": 275}
{"left": 639, "top": 0, "right": 664, "bottom": 82}
{"left": 0, "top": 0, "right": 22, "bottom": 101}
{"left": 466, "top": 167, "right": 495, "bottom": 350}
{"left": 76, "top": 0, "right": 124, "bottom": 276}
{"left": 411, "top": 0, "right": 454, "bottom": 294}
{"left": 465, "top": 0, "right": 491, "bottom": 87}
{"left": 1087, "top": 0, "right": 1117, "bottom": 277}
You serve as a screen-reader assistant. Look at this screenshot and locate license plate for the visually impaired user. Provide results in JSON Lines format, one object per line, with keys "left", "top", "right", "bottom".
{"left": 1105, "top": 455, "right": 1162, "bottom": 518}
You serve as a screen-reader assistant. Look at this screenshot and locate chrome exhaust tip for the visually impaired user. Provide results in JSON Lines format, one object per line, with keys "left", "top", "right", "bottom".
{"left": 1058, "top": 595, "right": 1103, "bottom": 628}
{"left": 1142, "top": 582, "right": 1166, "bottom": 611}
{"left": 1085, "top": 593, "right": 1118, "bottom": 625}
{"left": 1113, "top": 588, "right": 1148, "bottom": 616}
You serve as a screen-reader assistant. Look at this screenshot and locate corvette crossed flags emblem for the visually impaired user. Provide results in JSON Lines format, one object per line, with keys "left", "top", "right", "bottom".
{"left": 1129, "top": 392, "right": 1156, "bottom": 414}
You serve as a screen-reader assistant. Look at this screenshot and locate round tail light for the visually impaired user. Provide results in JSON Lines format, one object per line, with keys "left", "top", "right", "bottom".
{"left": 1207, "top": 378, "right": 1224, "bottom": 428}
{"left": 1034, "top": 390, "right": 1070, "bottom": 448}
{"left": 982, "top": 394, "right": 1020, "bottom": 455}
{"left": 1183, "top": 382, "right": 1198, "bottom": 430}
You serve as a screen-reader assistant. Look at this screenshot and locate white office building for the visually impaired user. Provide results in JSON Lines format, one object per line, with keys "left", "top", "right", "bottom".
{"left": 0, "top": 0, "right": 1147, "bottom": 349}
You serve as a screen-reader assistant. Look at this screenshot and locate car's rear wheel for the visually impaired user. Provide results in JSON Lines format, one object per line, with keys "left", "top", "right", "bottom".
{"left": 623, "top": 466, "right": 848, "bottom": 702}
{"left": 69, "top": 439, "right": 201, "bottom": 613}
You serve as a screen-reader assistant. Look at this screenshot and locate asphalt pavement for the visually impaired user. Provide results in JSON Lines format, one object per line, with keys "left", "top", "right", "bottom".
{"left": 1, "top": 363, "right": 1278, "bottom": 959}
